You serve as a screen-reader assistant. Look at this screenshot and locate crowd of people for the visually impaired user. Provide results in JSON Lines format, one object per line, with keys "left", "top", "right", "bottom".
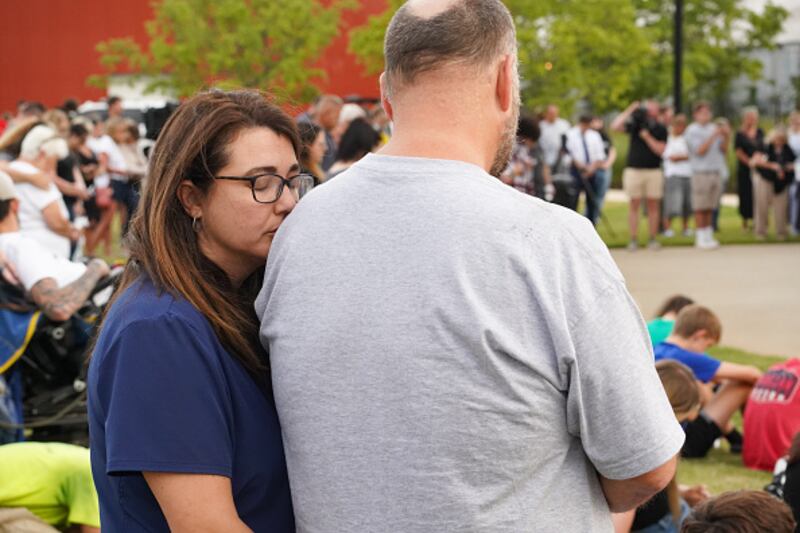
{"left": 500, "top": 99, "right": 800, "bottom": 251}
{"left": 0, "top": 0, "right": 799, "bottom": 532}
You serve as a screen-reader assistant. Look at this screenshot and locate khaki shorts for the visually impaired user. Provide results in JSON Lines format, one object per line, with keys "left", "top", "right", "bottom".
{"left": 623, "top": 168, "right": 664, "bottom": 200}
{"left": 691, "top": 171, "right": 722, "bottom": 211}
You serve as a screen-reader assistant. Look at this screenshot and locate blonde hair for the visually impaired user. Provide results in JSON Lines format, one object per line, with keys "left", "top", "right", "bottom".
{"left": 767, "top": 127, "right": 788, "bottom": 145}
{"left": 656, "top": 359, "right": 701, "bottom": 526}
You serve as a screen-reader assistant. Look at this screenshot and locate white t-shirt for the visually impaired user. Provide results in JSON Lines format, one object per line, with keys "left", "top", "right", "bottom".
{"left": 87, "top": 135, "right": 127, "bottom": 182}
{"left": 663, "top": 135, "right": 692, "bottom": 178}
{"left": 564, "top": 127, "right": 606, "bottom": 166}
{"left": 8, "top": 161, "right": 71, "bottom": 259}
{"left": 539, "top": 118, "right": 571, "bottom": 167}
{"left": 788, "top": 130, "right": 800, "bottom": 181}
{"left": 0, "top": 232, "right": 86, "bottom": 291}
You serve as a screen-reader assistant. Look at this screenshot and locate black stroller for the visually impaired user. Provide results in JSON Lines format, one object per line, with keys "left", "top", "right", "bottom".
{"left": 0, "top": 267, "right": 122, "bottom": 446}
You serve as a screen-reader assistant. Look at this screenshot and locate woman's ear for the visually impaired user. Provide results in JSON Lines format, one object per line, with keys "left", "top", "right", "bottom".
{"left": 176, "top": 180, "right": 204, "bottom": 219}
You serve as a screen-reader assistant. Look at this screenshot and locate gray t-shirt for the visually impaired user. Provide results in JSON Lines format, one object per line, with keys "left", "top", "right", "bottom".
{"left": 256, "top": 154, "right": 684, "bottom": 533}
{"left": 685, "top": 122, "right": 725, "bottom": 174}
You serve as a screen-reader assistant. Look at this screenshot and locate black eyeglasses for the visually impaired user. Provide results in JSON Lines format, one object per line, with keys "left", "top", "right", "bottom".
{"left": 215, "top": 172, "right": 315, "bottom": 204}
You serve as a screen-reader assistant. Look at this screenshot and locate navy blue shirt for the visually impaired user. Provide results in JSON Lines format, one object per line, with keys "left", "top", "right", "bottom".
{"left": 654, "top": 341, "right": 722, "bottom": 383}
{"left": 88, "top": 277, "right": 294, "bottom": 532}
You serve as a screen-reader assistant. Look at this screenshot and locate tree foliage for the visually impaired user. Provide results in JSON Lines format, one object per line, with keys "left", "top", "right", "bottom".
{"left": 347, "top": 0, "right": 788, "bottom": 115}
{"left": 89, "top": 0, "right": 354, "bottom": 103}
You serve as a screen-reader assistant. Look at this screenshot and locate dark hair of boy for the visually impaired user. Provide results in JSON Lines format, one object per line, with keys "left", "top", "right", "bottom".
{"left": 681, "top": 490, "right": 795, "bottom": 533}
{"left": 655, "top": 295, "right": 695, "bottom": 318}
{"left": 672, "top": 305, "right": 722, "bottom": 343}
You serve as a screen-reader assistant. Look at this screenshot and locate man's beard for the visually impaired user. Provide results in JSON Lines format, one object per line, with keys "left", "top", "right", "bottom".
{"left": 489, "top": 87, "right": 521, "bottom": 178}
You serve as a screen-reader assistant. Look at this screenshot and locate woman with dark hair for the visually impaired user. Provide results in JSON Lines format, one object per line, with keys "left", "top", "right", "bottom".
{"left": 647, "top": 295, "right": 695, "bottom": 346}
{"left": 327, "top": 117, "right": 380, "bottom": 179}
{"left": 88, "top": 90, "right": 313, "bottom": 531}
{"left": 297, "top": 120, "right": 326, "bottom": 185}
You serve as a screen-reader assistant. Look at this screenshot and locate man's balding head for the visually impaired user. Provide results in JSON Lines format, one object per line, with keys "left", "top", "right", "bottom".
{"left": 383, "top": 0, "right": 516, "bottom": 95}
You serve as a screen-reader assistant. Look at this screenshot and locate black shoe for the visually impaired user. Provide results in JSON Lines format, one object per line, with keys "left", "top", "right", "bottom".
{"left": 726, "top": 428, "right": 743, "bottom": 454}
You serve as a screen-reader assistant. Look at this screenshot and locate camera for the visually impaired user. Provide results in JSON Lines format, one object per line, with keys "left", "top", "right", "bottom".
{"left": 630, "top": 106, "right": 648, "bottom": 135}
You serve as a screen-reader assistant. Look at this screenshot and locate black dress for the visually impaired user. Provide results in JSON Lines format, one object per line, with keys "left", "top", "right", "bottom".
{"left": 734, "top": 128, "right": 764, "bottom": 220}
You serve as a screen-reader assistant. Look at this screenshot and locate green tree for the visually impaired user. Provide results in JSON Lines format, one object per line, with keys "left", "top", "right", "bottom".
{"left": 348, "top": 0, "right": 787, "bottom": 115}
{"left": 631, "top": 0, "right": 788, "bottom": 114}
{"left": 89, "top": 0, "right": 354, "bottom": 103}
{"left": 349, "top": 0, "right": 653, "bottom": 114}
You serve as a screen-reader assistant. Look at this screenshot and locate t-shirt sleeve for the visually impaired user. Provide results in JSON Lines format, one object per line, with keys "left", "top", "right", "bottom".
{"left": 563, "top": 283, "right": 685, "bottom": 480}
{"left": 64, "top": 465, "right": 101, "bottom": 527}
{"left": 9, "top": 238, "right": 63, "bottom": 291}
{"left": 94, "top": 313, "right": 234, "bottom": 477}
{"left": 687, "top": 353, "right": 722, "bottom": 383}
{"left": 23, "top": 184, "right": 62, "bottom": 211}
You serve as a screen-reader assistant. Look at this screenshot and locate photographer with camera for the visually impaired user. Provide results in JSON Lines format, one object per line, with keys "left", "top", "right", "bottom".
{"left": 612, "top": 100, "right": 668, "bottom": 251}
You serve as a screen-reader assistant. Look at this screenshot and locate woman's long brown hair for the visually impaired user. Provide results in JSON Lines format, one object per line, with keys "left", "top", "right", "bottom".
{"left": 656, "top": 359, "right": 702, "bottom": 526}
{"left": 105, "top": 89, "right": 300, "bottom": 376}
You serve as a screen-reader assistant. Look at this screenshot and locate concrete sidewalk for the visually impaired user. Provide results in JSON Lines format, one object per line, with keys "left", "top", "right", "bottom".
{"left": 611, "top": 243, "right": 800, "bottom": 358}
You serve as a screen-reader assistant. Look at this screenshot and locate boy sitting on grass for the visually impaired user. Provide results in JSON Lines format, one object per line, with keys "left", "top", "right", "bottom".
{"left": 654, "top": 305, "right": 762, "bottom": 458}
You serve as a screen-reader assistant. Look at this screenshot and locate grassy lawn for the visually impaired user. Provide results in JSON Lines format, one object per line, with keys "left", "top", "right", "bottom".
{"left": 594, "top": 201, "right": 800, "bottom": 249}
{"left": 676, "top": 346, "right": 786, "bottom": 494}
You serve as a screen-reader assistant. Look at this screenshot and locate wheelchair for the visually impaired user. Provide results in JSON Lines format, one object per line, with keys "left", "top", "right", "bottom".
{"left": 0, "top": 265, "right": 123, "bottom": 446}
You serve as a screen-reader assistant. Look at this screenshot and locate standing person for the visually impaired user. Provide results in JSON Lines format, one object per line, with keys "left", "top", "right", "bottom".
{"left": 106, "top": 96, "right": 123, "bottom": 120}
{"left": 297, "top": 121, "right": 326, "bottom": 184}
{"left": 734, "top": 107, "right": 764, "bottom": 231}
{"left": 787, "top": 111, "right": 800, "bottom": 235}
{"left": 298, "top": 94, "right": 342, "bottom": 172}
{"left": 257, "top": 1, "right": 683, "bottom": 531}
{"left": 86, "top": 119, "right": 123, "bottom": 250}
{"left": 501, "top": 115, "right": 551, "bottom": 199}
{"left": 539, "top": 104, "right": 571, "bottom": 174}
{"left": 662, "top": 114, "right": 693, "bottom": 237}
{"left": 326, "top": 117, "right": 380, "bottom": 179}
{"left": 105, "top": 117, "right": 139, "bottom": 237}
{"left": 88, "top": 90, "right": 309, "bottom": 532}
{"left": 753, "top": 128, "right": 796, "bottom": 240}
{"left": 684, "top": 102, "right": 729, "bottom": 250}
{"left": 565, "top": 114, "right": 607, "bottom": 223}
{"left": 592, "top": 116, "right": 617, "bottom": 217}
{"left": 611, "top": 100, "right": 668, "bottom": 251}
{"left": 56, "top": 124, "right": 91, "bottom": 221}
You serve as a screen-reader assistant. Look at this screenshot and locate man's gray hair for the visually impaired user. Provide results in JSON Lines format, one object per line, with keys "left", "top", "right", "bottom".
{"left": 383, "top": 0, "right": 516, "bottom": 93}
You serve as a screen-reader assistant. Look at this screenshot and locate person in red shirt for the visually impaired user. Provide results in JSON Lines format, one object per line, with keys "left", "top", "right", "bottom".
{"left": 743, "top": 359, "right": 800, "bottom": 471}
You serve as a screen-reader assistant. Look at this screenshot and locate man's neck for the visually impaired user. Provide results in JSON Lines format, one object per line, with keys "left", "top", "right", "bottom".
{"left": 378, "top": 129, "right": 492, "bottom": 172}
{"left": 665, "top": 335, "right": 694, "bottom": 352}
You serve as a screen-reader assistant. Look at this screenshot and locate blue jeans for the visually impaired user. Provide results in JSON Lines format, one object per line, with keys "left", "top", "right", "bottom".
{"left": 633, "top": 499, "right": 691, "bottom": 533}
{"left": 574, "top": 167, "right": 610, "bottom": 226}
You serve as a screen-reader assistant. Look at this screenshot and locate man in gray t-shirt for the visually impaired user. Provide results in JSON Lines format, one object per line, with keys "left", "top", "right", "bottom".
{"left": 684, "top": 101, "right": 730, "bottom": 249}
{"left": 257, "top": 1, "right": 683, "bottom": 531}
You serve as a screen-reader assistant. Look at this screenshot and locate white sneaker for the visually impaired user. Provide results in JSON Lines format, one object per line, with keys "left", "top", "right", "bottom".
{"left": 683, "top": 228, "right": 694, "bottom": 237}
{"left": 648, "top": 239, "right": 662, "bottom": 250}
{"left": 627, "top": 241, "right": 638, "bottom": 251}
{"left": 694, "top": 228, "right": 706, "bottom": 248}
{"left": 663, "top": 229, "right": 675, "bottom": 238}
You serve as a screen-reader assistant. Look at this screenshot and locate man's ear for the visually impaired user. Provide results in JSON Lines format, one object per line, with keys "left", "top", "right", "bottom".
{"left": 691, "top": 329, "right": 709, "bottom": 343}
{"left": 176, "top": 180, "right": 204, "bottom": 220}
{"left": 495, "top": 54, "right": 515, "bottom": 113}
{"left": 379, "top": 72, "right": 394, "bottom": 121}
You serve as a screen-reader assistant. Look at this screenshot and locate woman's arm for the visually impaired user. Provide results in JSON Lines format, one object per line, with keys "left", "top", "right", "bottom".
{"left": 143, "top": 472, "right": 253, "bottom": 533}
{"left": 54, "top": 166, "right": 89, "bottom": 200}
{"left": 0, "top": 160, "right": 50, "bottom": 190}
{"left": 735, "top": 147, "right": 750, "bottom": 166}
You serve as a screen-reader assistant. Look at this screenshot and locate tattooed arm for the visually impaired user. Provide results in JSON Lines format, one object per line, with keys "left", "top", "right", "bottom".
{"left": 29, "top": 259, "right": 110, "bottom": 322}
